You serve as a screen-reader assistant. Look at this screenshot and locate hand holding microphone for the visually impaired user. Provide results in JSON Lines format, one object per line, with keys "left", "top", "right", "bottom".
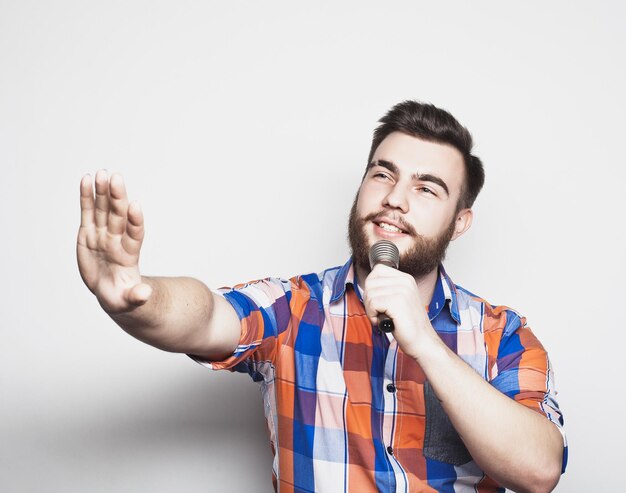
{"left": 368, "top": 240, "right": 400, "bottom": 332}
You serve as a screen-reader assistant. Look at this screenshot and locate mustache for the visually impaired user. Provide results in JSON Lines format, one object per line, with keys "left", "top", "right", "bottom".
{"left": 361, "top": 211, "right": 418, "bottom": 236}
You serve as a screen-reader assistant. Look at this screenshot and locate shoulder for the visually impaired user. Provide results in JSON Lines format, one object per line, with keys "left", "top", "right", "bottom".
{"left": 224, "top": 265, "right": 343, "bottom": 304}
{"left": 452, "top": 281, "right": 527, "bottom": 336}
{"left": 291, "top": 265, "right": 345, "bottom": 300}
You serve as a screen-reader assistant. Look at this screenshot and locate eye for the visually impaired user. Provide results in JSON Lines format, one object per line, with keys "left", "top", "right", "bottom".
{"left": 418, "top": 186, "right": 436, "bottom": 196}
{"left": 373, "top": 172, "right": 391, "bottom": 181}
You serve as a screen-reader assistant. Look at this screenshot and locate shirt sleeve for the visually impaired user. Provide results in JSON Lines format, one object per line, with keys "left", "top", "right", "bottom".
{"left": 189, "top": 277, "right": 293, "bottom": 380}
{"left": 490, "top": 310, "right": 568, "bottom": 473}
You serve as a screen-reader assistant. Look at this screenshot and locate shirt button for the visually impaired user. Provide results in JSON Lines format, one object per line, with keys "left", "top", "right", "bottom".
{"left": 386, "top": 383, "right": 396, "bottom": 393}
{"left": 387, "top": 446, "right": 394, "bottom": 455}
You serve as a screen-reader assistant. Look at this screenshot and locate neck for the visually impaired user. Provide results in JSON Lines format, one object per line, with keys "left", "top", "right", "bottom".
{"left": 355, "top": 262, "right": 440, "bottom": 305}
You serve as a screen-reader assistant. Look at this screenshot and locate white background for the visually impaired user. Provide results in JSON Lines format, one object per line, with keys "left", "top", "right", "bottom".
{"left": 1, "top": 1, "right": 624, "bottom": 491}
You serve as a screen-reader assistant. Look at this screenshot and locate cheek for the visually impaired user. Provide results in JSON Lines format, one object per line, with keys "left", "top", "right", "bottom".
{"left": 355, "top": 187, "right": 378, "bottom": 215}
{"left": 409, "top": 206, "right": 449, "bottom": 236}
{"left": 359, "top": 179, "right": 391, "bottom": 204}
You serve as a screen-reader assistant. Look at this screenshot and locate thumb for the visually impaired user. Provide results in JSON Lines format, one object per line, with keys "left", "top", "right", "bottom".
{"left": 126, "top": 282, "right": 153, "bottom": 306}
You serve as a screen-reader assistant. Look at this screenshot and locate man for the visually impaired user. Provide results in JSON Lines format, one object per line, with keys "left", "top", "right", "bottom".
{"left": 77, "top": 101, "right": 566, "bottom": 492}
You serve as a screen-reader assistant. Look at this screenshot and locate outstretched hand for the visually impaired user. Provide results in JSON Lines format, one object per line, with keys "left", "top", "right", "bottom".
{"left": 77, "top": 170, "right": 153, "bottom": 314}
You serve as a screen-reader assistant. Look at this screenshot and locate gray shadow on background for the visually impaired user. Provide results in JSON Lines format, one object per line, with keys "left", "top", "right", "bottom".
{"left": 3, "top": 372, "right": 273, "bottom": 492}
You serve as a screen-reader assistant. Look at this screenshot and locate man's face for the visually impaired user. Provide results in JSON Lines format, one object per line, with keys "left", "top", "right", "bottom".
{"left": 349, "top": 131, "right": 469, "bottom": 278}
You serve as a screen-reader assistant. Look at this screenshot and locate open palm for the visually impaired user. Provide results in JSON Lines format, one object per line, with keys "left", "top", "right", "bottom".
{"left": 77, "top": 170, "right": 152, "bottom": 314}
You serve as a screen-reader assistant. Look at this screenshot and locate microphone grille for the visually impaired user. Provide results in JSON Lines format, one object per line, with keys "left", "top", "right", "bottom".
{"left": 369, "top": 240, "right": 400, "bottom": 270}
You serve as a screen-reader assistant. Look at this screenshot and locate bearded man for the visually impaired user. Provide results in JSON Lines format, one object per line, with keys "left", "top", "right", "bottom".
{"left": 77, "top": 100, "right": 567, "bottom": 492}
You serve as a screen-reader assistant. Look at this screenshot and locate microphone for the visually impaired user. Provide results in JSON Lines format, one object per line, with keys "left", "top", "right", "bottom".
{"left": 368, "top": 240, "right": 400, "bottom": 333}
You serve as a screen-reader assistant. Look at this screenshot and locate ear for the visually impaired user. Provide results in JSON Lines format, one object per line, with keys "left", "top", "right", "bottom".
{"left": 451, "top": 208, "right": 473, "bottom": 241}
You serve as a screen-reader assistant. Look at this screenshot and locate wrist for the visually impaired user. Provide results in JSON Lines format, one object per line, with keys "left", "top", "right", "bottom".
{"left": 408, "top": 329, "right": 450, "bottom": 366}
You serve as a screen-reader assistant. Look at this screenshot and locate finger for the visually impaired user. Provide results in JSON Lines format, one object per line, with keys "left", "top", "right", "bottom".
{"left": 364, "top": 266, "right": 389, "bottom": 287}
{"left": 364, "top": 271, "right": 399, "bottom": 293}
{"left": 107, "top": 173, "right": 129, "bottom": 235}
{"left": 365, "top": 277, "right": 410, "bottom": 295}
{"left": 364, "top": 288, "right": 394, "bottom": 309}
{"left": 363, "top": 283, "right": 400, "bottom": 313}
{"left": 366, "top": 270, "right": 415, "bottom": 295}
{"left": 79, "top": 174, "right": 95, "bottom": 228}
{"left": 94, "top": 169, "right": 110, "bottom": 229}
{"left": 369, "top": 264, "right": 405, "bottom": 279}
{"left": 78, "top": 174, "right": 99, "bottom": 249}
{"left": 77, "top": 226, "right": 97, "bottom": 251}
{"left": 363, "top": 297, "right": 383, "bottom": 327}
{"left": 126, "top": 282, "right": 153, "bottom": 306}
{"left": 121, "top": 201, "right": 144, "bottom": 255}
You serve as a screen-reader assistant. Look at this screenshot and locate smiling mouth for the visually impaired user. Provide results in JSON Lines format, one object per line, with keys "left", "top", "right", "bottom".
{"left": 373, "top": 220, "right": 408, "bottom": 234}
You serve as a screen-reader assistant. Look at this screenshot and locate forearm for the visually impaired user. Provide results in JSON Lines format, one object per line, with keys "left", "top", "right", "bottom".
{"left": 110, "top": 276, "right": 223, "bottom": 356}
{"left": 417, "top": 336, "right": 563, "bottom": 493}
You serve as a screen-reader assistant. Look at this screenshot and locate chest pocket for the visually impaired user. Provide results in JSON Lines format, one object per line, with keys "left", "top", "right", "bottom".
{"left": 423, "top": 380, "right": 473, "bottom": 466}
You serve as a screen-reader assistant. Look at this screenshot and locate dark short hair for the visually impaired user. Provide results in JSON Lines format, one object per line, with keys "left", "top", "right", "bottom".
{"left": 367, "top": 100, "right": 485, "bottom": 210}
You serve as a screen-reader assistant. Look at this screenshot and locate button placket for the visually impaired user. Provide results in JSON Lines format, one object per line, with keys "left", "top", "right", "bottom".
{"left": 381, "top": 338, "right": 399, "bottom": 466}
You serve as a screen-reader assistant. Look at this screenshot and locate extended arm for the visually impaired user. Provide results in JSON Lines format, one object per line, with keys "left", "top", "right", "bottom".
{"left": 364, "top": 265, "right": 563, "bottom": 493}
{"left": 77, "top": 170, "right": 241, "bottom": 360}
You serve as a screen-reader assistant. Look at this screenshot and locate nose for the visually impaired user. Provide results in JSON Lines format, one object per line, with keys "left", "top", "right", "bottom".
{"left": 383, "top": 182, "right": 409, "bottom": 213}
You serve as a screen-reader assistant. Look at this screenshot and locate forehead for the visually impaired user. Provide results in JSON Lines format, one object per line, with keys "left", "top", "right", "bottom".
{"left": 371, "top": 131, "right": 465, "bottom": 193}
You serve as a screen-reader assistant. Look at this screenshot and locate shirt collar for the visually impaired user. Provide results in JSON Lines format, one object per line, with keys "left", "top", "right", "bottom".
{"left": 432, "top": 264, "right": 461, "bottom": 323}
{"left": 330, "top": 258, "right": 355, "bottom": 303}
{"left": 331, "top": 258, "right": 461, "bottom": 323}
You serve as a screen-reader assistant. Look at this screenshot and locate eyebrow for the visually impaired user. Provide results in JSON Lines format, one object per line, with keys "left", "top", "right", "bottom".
{"left": 369, "top": 159, "right": 450, "bottom": 197}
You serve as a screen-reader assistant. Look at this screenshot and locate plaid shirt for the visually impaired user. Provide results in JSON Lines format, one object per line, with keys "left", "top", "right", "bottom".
{"left": 192, "top": 259, "right": 567, "bottom": 492}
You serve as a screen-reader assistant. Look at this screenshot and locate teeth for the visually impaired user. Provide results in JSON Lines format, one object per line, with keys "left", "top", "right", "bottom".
{"left": 379, "top": 222, "right": 403, "bottom": 233}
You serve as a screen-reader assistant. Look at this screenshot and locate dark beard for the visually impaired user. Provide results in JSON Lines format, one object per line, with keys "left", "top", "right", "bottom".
{"left": 347, "top": 195, "right": 456, "bottom": 279}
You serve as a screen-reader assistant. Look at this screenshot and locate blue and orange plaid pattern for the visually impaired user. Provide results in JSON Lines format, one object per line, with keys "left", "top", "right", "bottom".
{"left": 192, "top": 259, "right": 567, "bottom": 492}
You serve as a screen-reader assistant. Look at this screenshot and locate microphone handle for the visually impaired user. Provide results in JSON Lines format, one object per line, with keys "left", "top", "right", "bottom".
{"left": 378, "top": 313, "right": 394, "bottom": 333}
{"left": 375, "top": 258, "right": 396, "bottom": 332}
